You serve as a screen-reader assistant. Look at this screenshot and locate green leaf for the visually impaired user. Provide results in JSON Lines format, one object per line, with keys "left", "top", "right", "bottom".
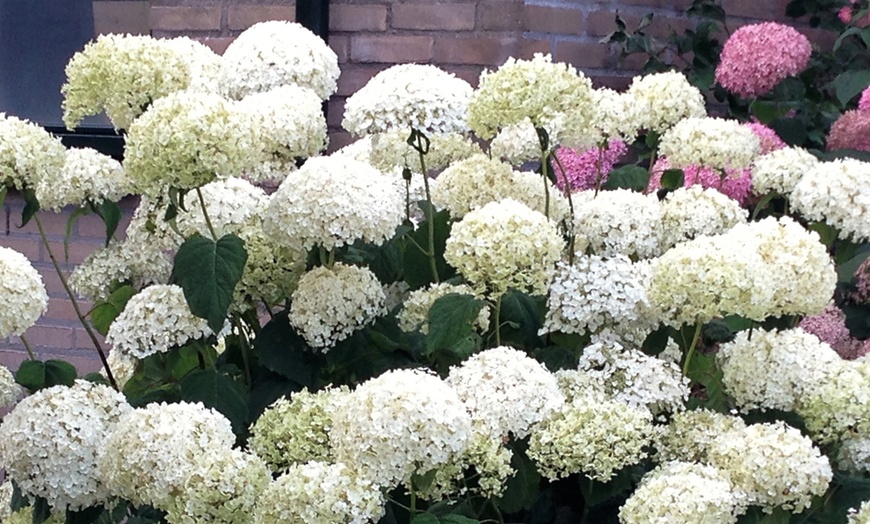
{"left": 770, "top": 117, "right": 808, "bottom": 147}
{"left": 833, "top": 70, "right": 870, "bottom": 106}
{"left": 426, "top": 293, "right": 485, "bottom": 357}
{"left": 66, "top": 505, "right": 107, "bottom": 524}
{"left": 96, "top": 200, "right": 122, "bottom": 247}
{"left": 440, "top": 517, "right": 479, "bottom": 524}
{"left": 402, "top": 208, "right": 454, "bottom": 290}
{"left": 0, "top": 185, "right": 7, "bottom": 210}
{"left": 660, "top": 169, "right": 684, "bottom": 190}
{"left": 497, "top": 440, "right": 540, "bottom": 514}
{"left": 837, "top": 244, "right": 870, "bottom": 284}
{"left": 410, "top": 515, "right": 439, "bottom": 524}
{"left": 44, "top": 360, "right": 77, "bottom": 388}
{"left": 172, "top": 233, "right": 248, "bottom": 333}
{"left": 180, "top": 369, "right": 249, "bottom": 434}
{"left": 809, "top": 221, "right": 838, "bottom": 248}
{"left": 90, "top": 285, "right": 136, "bottom": 336}
{"left": 10, "top": 481, "right": 27, "bottom": 511}
{"left": 254, "top": 311, "right": 319, "bottom": 388}
{"left": 31, "top": 496, "right": 50, "bottom": 524}
{"left": 168, "top": 344, "right": 201, "bottom": 381}
{"left": 16, "top": 360, "right": 46, "bottom": 391}
{"left": 685, "top": 352, "right": 727, "bottom": 412}
{"left": 19, "top": 187, "right": 40, "bottom": 228}
{"left": 499, "top": 290, "right": 545, "bottom": 349}
{"left": 601, "top": 165, "right": 650, "bottom": 192}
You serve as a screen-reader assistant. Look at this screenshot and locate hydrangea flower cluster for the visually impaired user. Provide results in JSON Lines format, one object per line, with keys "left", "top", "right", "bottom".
{"left": 331, "top": 368, "right": 472, "bottom": 488}
{"left": 708, "top": 422, "right": 832, "bottom": 513}
{"left": 264, "top": 156, "right": 404, "bottom": 251}
{"left": 69, "top": 239, "right": 172, "bottom": 302}
{"left": 541, "top": 254, "right": 651, "bottom": 336}
{"left": 99, "top": 401, "right": 236, "bottom": 509}
{"left": 36, "top": 147, "right": 129, "bottom": 211}
{"left": 369, "top": 131, "right": 480, "bottom": 173}
{"left": 588, "top": 87, "right": 642, "bottom": 143}
{"left": 289, "top": 264, "right": 386, "bottom": 350}
{"left": 444, "top": 199, "right": 564, "bottom": 297}
{"left": 343, "top": 64, "right": 472, "bottom": 136}
{"left": 648, "top": 158, "right": 753, "bottom": 204}
{"left": 489, "top": 117, "right": 553, "bottom": 165}
{"left": 237, "top": 85, "right": 328, "bottom": 181}
{"left": 468, "top": 54, "right": 595, "bottom": 146}
{"left": 175, "top": 177, "right": 268, "bottom": 239}
{"left": 123, "top": 91, "right": 254, "bottom": 194}
{"left": 861, "top": 85, "right": 870, "bottom": 111}
{"left": 619, "top": 462, "right": 743, "bottom": 524}
{"left": 626, "top": 71, "right": 705, "bottom": 133}
{"left": 849, "top": 500, "right": 870, "bottom": 524}
{"left": 800, "top": 303, "right": 867, "bottom": 360}
{"left": 233, "top": 227, "right": 306, "bottom": 313}
{"left": 798, "top": 360, "right": 870, "bottom": 444}
{"left": 837, "top": 436, "right": 870, "bottom": 474}
{"left": 751, "top": 146, "right": 819, "bottom": 196}
{"left": 0, "top": 381, "right": 130, "bottom": 511}
{"left": 220, "top": 21, "right": 339, "bottom": 101}
{"left": 792, "top": 158, "right": 870, "bottom": 241}
{"left": 0, "top": 246, "right": 49, "bottom": 338}
{"left": 715, "top": 23, "right": 812, "bottom": 98}
{"left": 528, "top": 395, "right": 654, "bottom": 482}
{"left": 418, "top": 432, "right": 515, "bottom": 500}
{"left": 659, "top": 117, "right": 761, "bottom": 171}
{"left": 248, "top": 386, "right": 349, "bottom": 472}
{"left": 828, "top": 110, "right": 870, "bottom": 152}
{"left": 659, "top": 185, "right": 747, "bottom": 249}
{"left": 745, "top": 122, "right": 787, "bottom": 154}
{"left": 397, "top": 283, "right": 490, "bottom": 334}
{"left": 718, "top": 328, "right": 843, "bottom": 412}
{"left": 655, "top": 409, "right": 747, "bottom": 463}
{"left": 0, "top": 113, "right": 66, "bottom": 190}
{"left": 446, "top": 346, "right": 564, "bottom": 439}
{"left": 572, "top": 189, "right": 663, "bottom": 259}
{"left": 553, "top": 140, "right": 628, "bottom": 192}
{"left": 0, "top": 365, "right": 22, "bottom": 409}
{"left": 106, "top": 284, "right": 214, "bottom": 359}
{"left": 254, "top": 461, "right": 385, "bottom": 524}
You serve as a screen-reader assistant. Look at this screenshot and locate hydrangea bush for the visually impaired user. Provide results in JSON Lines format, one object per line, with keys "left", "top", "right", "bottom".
{"left": 0, "top": 7, "right": 869, "bottom": 524}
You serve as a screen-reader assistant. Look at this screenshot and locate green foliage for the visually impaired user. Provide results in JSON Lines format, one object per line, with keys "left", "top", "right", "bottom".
{"left": 601, "top": 165, "right": 650, "bottom": 192}
{"left": 402, "top": 207, "right": 454, "bottom": 290}
{"left": 497, "top": 440, "right": 540, "bottom": 514}
{"left": 90, "top": 285, "right": 136, "bottom": 335}
{"left": 180, "top": 369, "right": 249, "bottom": 434}
{"left": 16, "top": 360, "right": 77, "bottom": 392}
{"left": 253, "top": 311, "right": 319, "bottom": 389}
{"left": 426, "top": 293, "right": 485, "bottom": 367}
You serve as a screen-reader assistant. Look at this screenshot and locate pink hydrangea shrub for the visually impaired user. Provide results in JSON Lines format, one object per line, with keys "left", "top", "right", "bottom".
{"left": 553, "top": 140, "right": 628, "bottom": 192}
{"left": 827, "top": 110, "right": 870, "bottom": 152}
{"left": 647, "top": 157, "right": 753, "bottom": 205}
{"left": 858, "top": 86, "right": 870, "bottom": 111}
{"left": 744, "top": 122, "right": 787, "bottom": 154}
{"left": 840, "top": 0, "right": 870, "bottom": 27}
{"left": 716, "top": 23, "right": 812, "bottom": 98}
{"left": 799, "top": 303, "right": 868, "bottom": 360}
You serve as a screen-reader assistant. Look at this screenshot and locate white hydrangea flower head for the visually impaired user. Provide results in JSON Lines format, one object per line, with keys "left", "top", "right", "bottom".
{"left": 253, "top": 461, "right": 385, "bottom": 524}
{"left": 718, "top": 328, "right": 844, "bottom": 413}
{"left": 589, "top": 87, "right": 643, "bottom": 143}
{"left": 416, "top": 431, "right": 515, "bottom": 501}
{"left": 0, "top": 381, "right": 130, "bottom": 511}
{"left": 124, "top": 91, "right": 255, "bottom": 194}
{"left": 237, "top": 85, "right": 328, "bottom": 182}
{"left": 343, "top": 64, "right": 472, "bottom": 136}
{"left": 397, "top": 282, "right": 490, "bottom": 334}
{"left": 159, "top": 36, "right": 223, "bottom": 94}
{"left": 468, "top": 54, "right": 596, "bottom": 145}
{"left": 0, "top": 364, "right": 22, "bottom": 409}
{"left": 577, "top": 339, "right": 689, "bottom": 414}
{"left": 792, "top": 158, "right": 870, "bottom": 241}
{"left": 751, "top": 146, "right": 819, "bottom": 196}
{"left": 655, "top": 409, "right": 747, "bottom": 463}
{"left": 528, "top": 395, "right": 654, "bottom": 482}
{"left": 220, "top": 21, "right": 339, "bottom": 101}
{"left": 61, "top": 34, "right": 194, "bottom": 130}
{"left": 554, "top": 368, "right": 609, "bottom": 403}
{"left": 573, "top": 189, "right": 664, "bottom": 259}
{"left": 849, "top": 500, "right": 870, "bottom": 524}
{"left": 659, "top": 117, "right": 761, "bottom": 171}
{"left": 619, "top": 461, "right": 744, "bottom": 524}
{"left": 248, "top": 386, "right": 350, "bottom": 473}
{"left": 103, "top": 348, "right": 138, "bottom": 390}
{"left": 0, "top": 113, "right": 66, "bottom": 190}
{"left": 444, "top": 198, "right": 564, "bottom": 297}
{"left": 0, "top": 482, "right": 12, "bottom": 522}
{"left": 331, "top": 135, "right": 375, "bottom": 162}
{"left": 69, "top": 239, "right": 172, "bottom": 302}
{"left": 233, "top": 226, "right": 306, "bottom": 313}
{"left": 369, "top": 130, "right": 480, "bottom": 173}
{"left": 125, "top": 195, "right": 184, "bottom": 253}
{"left": 331, "top": 368, "right": 473, "bottom": 488}
{"left": 708, "top": 422, "right": 832, "bottom": 513}
{"left": 490, "top": 118, "right": 548, "bottom": 165}
{"left": 263, "top": 156, "right": 404, "bottom": 251}
{"left": 541, "top": 254, "right": 652, "bottom": 337}
{"left": 626, "top": 71, "right": 706, "bottom": 133}
{"left": 289, "top": 264, "right": 386, "bottom": 351}
{"left": 99, "top": 401, "right": 236, "bottom": 509}
{"left": 446, "top": 346, "right": 564, "bottom": 439}
{"left": 798, "top": 359, "right": 870, "bottom": 444}
{"left": 36, "top": 147, "right": 130, "bottom": 211}
{"left": 166, "top": 448, "right": 271, "bottom": 524}
{"left": 175, "top": 176, "right": 268, "bottom": 239}
{"left": 432, "top": 153, "right": 570, "bottom": 222}
{"left": 0, "top": 246, "right": 49, "bottom": 338}
{"left": 106, "top": 284, "right": 214, "bottom": 359}
{"left": 838, "top": 436, "right": 870, "bottom": 474}
{"left": 659, "top": 185, "right": 747, "bottom": 249}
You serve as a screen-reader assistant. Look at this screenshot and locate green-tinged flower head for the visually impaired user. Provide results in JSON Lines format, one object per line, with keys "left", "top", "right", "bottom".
{"left": 36, "top": 147, "right": 131, "bottom": 211}
{"left": 0, "top": 246, "right": 49, "bottom": 338}
{"left": 0, "top": 113, "right": 66, "bottom": 190}
{"left": 626, "top": 70, "right": 706, "bottom": 133}
{"left": 654, "top": 409, "right": 747, "bottom": 464}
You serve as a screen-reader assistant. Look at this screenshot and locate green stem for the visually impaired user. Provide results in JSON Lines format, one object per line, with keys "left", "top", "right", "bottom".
{"left": 494, "top": 294, "right": 503, "bottom": 346}
{"left": 34, "top": 214, "right": 119, "bottom": 391}
{"left": 328, "top": 248, "right": 335, "bottom": 268}
{"left": 681, "top": 321, "right": 703, "bottom": 376}
{"left": 409, "top": 483, "right": 417, "bottom": 516}
{"left": 414, "top": 131, "right": 440, "bottom": 284}
{"left": 490, "top": 498, "right": 505, "bottom": 524}
{"left": 550, "top": 150, "right": 577, "bottom": 265}
{"left": 318, "top": 247, "right": 328, "bottom": 267}
{"left": 233, "top": 318, "right": 253, "bottom": 388}
{"left": 535, "top": 132, "right": 551, "bottom": 220}
{"left": 20, "top": 334, "right": 36, "bottom": 361}
{"left": 196, "top": 187, "right": 218, "bottom": 240}
{"left": 593, "top": 143, "right": 606, "bottom": 197}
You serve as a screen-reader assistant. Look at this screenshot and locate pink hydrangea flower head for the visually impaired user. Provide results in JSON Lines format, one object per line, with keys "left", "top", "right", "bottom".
{"left": 648, "top": 157, "right": 753, "bottom": 204}
{"left": 852, "top": 257, "right": 870, "bottom": 304}
{"left": 799, "top": 303, "right": 866, "bottom": 360}
{"left": 553, "top": 140, "right": 628, "bottom": 192}
{"left": 859, "top": 86, "right": 870, "bottom": 111}
{"left": 715, "top": 23, "right": 812, "bottom": 98}
{"left": 840, "top": 0, "right": 870, "bottom": 27}
{"left": 827, "top": 110, "right": 870, "bottom": 152}
{"left": 744, "top": 122, "right": 787, "bottom": 154}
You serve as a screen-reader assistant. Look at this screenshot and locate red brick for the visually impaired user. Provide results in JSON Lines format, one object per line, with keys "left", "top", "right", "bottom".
{"left": 75, "top": 329, "right": 107, "bottom": 354}
{"left": 18, "top": 211, "right": 67, "bottom": 237}
{"left": 0, "top": 236, "right": 41, "bottom": 260}
{"left": 440, "top": 65, "right": 484, "bottom": 87}
{"left": 478, "top": 0, "right": 524, "bottom": 31}
{"left": 227, "top": 6, "right": 295, "bottom": 31}
{"left": 330, "top": 4, "right": 388, "bottom": 32}
{"left": 514, "top": 39, "right": 552, "bottom": 60}
{"left": 523, "top": 5, "right": 583, "bottom": 35}
{"left": 586, "top": 11, "right": 680, "bottom": 39}
{"left": 554, "top": 41, "right": 612, "bottom": 69}
{"left": 22, "top": 325, "right": 76, "bottom": 349}
{"left": 46, "top": 298, "right": 82, "bottom": 323}
{"left": 196, "top": 37, "right": 235, "bottom": 55}
{"left": 722, "top": 0, "right": 773, "bottom": 19}
{"left": 337, "top": 65, "right": 389, "bottom": 96}
{"left": 433, "top": 37, "right": 517, "bottom": 66}
{"left": 150, "top": 7, "right": 222, "bottom": 31}
{"left": 350, "top": 35, "right": 433, "bottom": 63}
{"left": 327, "top": 132, "right": 355, "bottom": 154}
{"left": 44, "top": 240, "right": 102, "bottom": 266}
{"left": 93, "top": 1, "right": 150, "bottom": 36}
{"left": 392, "top": 4, "right": 477, "bottom": 31}
{"left": 327, "top": 98, "right": 346, "bottom": 129}
{"left": 330, "top": 35, "right": 350, "bottom": 64}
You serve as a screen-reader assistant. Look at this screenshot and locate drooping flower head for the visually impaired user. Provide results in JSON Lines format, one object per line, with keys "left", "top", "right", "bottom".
{"left": 827, "top": 110, "right": 870, "bottom": 152}
{"left": 220, "top": 21, "right": 339, "bottom": 100}
{"left": 344, "top": 64, "right": 472, "bottom": 136}
{"left": 0, "top": 246, "right": 49, "bottom": 338}
{"left": 0, "top": 113, "right": 66, "bottom": 190}
{"left": 715, "top": 23, "right": 812, "bottom": 98}
{"left": 626, "top": 71, "right": 706, "bottom": 133}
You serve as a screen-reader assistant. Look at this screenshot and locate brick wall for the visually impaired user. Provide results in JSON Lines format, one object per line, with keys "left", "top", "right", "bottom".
{"left": 0, "top": 0, "right": 835, "bottom": 371}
